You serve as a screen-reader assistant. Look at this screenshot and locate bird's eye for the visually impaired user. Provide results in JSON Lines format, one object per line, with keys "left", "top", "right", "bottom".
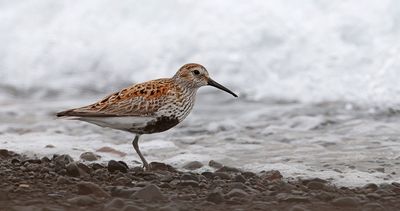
{"left": 193, "top": 70, "right": 200, "bottom": 75}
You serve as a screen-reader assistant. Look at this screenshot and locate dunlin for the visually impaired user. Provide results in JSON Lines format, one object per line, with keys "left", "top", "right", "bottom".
{"left": 57, "top": 63, "right": 237, "bottom": 169}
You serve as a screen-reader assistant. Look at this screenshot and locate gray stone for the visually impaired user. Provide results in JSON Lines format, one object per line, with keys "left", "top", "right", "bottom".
{"left": 77, "top": 181, "right": 110, "bottom": 197}
{"left": 66, "top": 162, "right": 80, "bottom": 177}
{"left": 331, "top": 197, "right": 360, "bottom": 207}
{"left": 178, "top": 180, "right": 199, "bottom": 187}
{"left": 213, "top": 172, "right": 231, "bottom": 180}
{"left": 111, "top": 186, "right": 141, "bottom": 198}
{"left": 208, "top": 160, "right": 223, "bottom": 169}
{"left": 182, "top": 161, "right": 203, "bottom": 170}
{"left": 67, "top": 195, "right": 98, "bottom": 206}
{"left": 180, "top": 173, "right": 199, "bottom": 181}
{"left": 363, "top": 202, "right": 385, "bottom": 211}
{"left": 206, "top": 190, "right": 224, "bottom": 204}
{"left": 53, "top": 154, "right": 74, "bottom": 166}
{"left": 226, "top": 188, "right": 248, "bottom": 198}
{"left": 307, "top": 181, "right": 325, "bottom": 190}
{"left": 234, "top": 174, "right": 246, "bottom": 183}
{"left": 131, "top": 184, "right": 164, "bottom": 202}
{"left": 104, "top": 198, "right": 125, "bottom": 210}
{"left": 108, "top": 160, "right": 128, "bottom": 173}
{"left": 80, "top": 152, "right": 101, "bottom": 161}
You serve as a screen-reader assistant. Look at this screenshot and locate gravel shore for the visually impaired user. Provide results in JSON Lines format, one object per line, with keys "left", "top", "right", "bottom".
{"left": 0, "top": 149, "right": 399, "bottom": 211}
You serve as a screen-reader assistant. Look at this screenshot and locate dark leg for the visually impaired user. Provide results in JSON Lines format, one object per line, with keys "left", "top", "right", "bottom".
{"left": 132, "top": 134, "right": 149, "bottom": 170}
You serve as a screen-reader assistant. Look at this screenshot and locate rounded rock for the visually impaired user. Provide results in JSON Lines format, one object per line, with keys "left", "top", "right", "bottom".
{"left": 331, "top": 197, "right": 360, "bottom": 207}
{"left": 108, "top": 160, "right": 128, "bottom": 173}
{"left": 131, "top": 184, "right": 164, "bottom": 202}
{"left": 80, "top": 152, "right": 101, "bottom": 161}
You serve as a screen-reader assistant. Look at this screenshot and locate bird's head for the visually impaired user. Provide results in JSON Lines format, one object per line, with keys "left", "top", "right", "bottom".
{"left": 174, "top": 63, "right": 238, "bottom": 97}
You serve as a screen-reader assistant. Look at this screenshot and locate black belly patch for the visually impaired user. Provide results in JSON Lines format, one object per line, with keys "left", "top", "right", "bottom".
{"left": 142, "top": 116, "right": 180, "bottom": 134}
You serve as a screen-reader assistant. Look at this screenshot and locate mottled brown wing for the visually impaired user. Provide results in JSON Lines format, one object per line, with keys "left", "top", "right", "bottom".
{"left": 57, "top": 78, "right": 174, "bottom": 117}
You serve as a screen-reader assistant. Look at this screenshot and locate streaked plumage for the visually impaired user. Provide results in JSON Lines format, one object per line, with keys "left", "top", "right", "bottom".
{"left": 57, "top": 63, "right": 237, "bottom": 169}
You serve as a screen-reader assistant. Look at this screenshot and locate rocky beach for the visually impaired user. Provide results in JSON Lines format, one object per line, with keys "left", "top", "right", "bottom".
{"left": 1, "top": 149, "right": 399, "bottom": 211}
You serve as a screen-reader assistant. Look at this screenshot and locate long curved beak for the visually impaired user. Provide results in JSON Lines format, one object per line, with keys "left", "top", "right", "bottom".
{"left": 207, "top": 78, "right": 238, "bottom": 97}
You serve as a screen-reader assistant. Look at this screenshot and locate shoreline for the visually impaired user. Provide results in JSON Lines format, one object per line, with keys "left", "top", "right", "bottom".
{"left": 0, "top": 149, "right": 398, "bottom": 211}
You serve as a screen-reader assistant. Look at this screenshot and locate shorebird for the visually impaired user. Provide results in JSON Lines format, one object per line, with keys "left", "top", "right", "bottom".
{"left": 57, "top": 63, "right": 237, "bottom": 169}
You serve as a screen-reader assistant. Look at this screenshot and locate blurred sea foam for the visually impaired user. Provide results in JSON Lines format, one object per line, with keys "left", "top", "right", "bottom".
{"left": 1, "top": 0, "right": 400, "bottom": 107}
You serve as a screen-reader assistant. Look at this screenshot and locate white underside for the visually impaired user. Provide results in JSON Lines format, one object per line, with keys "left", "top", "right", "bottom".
{"left": 68, "top": 116, "right": 156, "bottom": 132}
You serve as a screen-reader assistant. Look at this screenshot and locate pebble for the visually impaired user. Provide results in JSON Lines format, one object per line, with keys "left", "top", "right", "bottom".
{"left": 206, "top": 189, "right": 224, "bottom": 204}
{"left": 208, "top": 160, "right": 223, "bottom": 169}
{"left": 331, "top": 197, "right": 360, "bottom": 207}
{"left": 363, "top": 202, "right": 385, "bottom": 211}
{"left": 131, "top": 184, "right": 164, "bottom": 202}
{"left": 66, "top": 162, "right": 81, "bottom": 177}
{"left": 56, "top": 176, "right": 71, "bottom": 185}
{"left": 77, "top": 181, "right": 110, "bottom": 197}
{"left": 104, "top": 198, "right": 125, "bottom": 210}
{"left": 67, "top": 195, "right": 98, "bottom": 206}
{"left": 180, "top": 173, "right": 199, "bottom": 181}
{"left": 0, "top": 149, "right": 14, "bottom": 159}
{"left": 234, "top": 174, "right": 246, "bottom": 183}
{"left": 108, "top": 160, "right": 128, "bottom": 173}
{"left": 80, "top": 152, "right": 101, "bottom": 161}
{"left": 149, "top": 162, "right": 176, "bottom": 172}
{"left": 215, "top": 166, "right": 241, "bottom": 173}
{"left": 363, "top": 183, "right": 378, "bottom": 192}
{"left": 227, "top": 188, "right": 249, "bottom": 198}
{"left": 178, "top": 180, "right": 199, "bottom": 187}
{"left": 53, "top": 154, "right": 74, "bottom": 167}
{"left": 213, "top": 172, "right": 231, "bottom": 180}
{"left": 307, "top": 181, "right": 325, "bottom": 190}
{"left": 110, "top": 186, "right": 141, "bottom": 198}
{"left": 261, "top": 170, "right": 283, "bottom": 181}
{"left": 182, "top": 161, "right": 203, "bottom": 170}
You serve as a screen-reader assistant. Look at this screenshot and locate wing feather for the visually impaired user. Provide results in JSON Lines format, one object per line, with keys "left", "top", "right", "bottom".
{"left": 57, "top": 78, "right": 174, "bottom": 117}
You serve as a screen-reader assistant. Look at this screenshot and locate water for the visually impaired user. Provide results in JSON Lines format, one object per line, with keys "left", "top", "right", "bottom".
{"left": 1, "top": 0, "right": 400, "bottom": 186}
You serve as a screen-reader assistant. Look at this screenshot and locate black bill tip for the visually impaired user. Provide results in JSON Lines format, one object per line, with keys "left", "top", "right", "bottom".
{"left": 207, "top": 78, "right": 238, "bottom": 98}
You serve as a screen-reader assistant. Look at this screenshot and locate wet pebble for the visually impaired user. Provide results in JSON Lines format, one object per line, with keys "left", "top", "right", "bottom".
{"left": 208, "top": 160, "right": 223, "bottom": 169}
{"left": 53, "top": 154, "right": 74, "bottom": 167}
{"left": 182, "top": 161, "right": 203, "bottom": 170}
{"left": 80, "top": 152, "right": 101, "bottom": 161}
{"left": 77, "top": 181, "right": 110, "bottom": 197}
{"left": 108, "top": 160, "right": 128, "bottom": 173}
{"left": 331, "top": 197, "right": 360, "bottom": 207}
{"left": 215, "top": 166, "right": 241, "bottom": 173}
{"left": 131, "top": 184, "right": 164, "bottom": 202}
{"left": 261, "top": 170, "right": 283, "bottom": 181}
{"left": 149, "top": 162, "right": 176, "bottom": 172}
